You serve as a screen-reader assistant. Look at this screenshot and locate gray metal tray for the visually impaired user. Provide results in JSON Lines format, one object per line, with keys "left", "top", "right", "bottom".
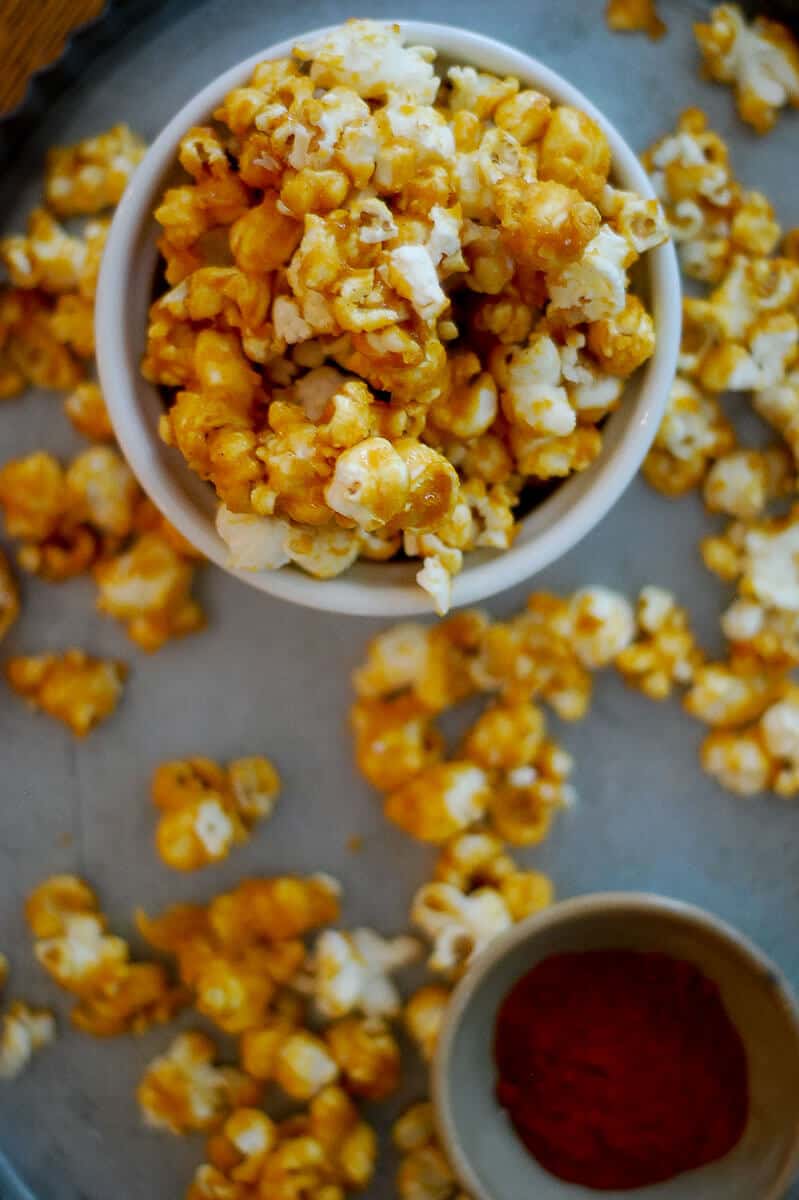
{"left": 1, "top": 1, "right": 797, "bottom": 1197}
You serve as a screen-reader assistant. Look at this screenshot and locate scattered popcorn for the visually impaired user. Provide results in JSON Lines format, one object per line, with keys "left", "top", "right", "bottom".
{"left": 146, "top": 20, "right": 665, "bottom": 611}
{"left": 694, "top": 4, "right": 799, "bottom": 133}
{"left": 643, "top": 110, "right": 781, "bottom": 282}
{"left": 411, "top": 881, "right": 512, "bottom": 974}
{"left": 63, "top": 381, "right": 114, "bottom": 441}
{"left": 6, "top": 650, "right": 127, "bottom": 736}
{"left": 385, "top": 762, "right": 490, "bottom": 843}
{"left": 138, "top": 874, "right": 340, "bottom": 1033}
{"left": 394, "top": 1101, "right": 470, "bottom": 1200}
{"left": 616, "top": 587, "right": 704, "bottom": 699}
{"left": 138, "top": 1031, "right": 260, "bottom": 1134}
{"left": 0, "top": 956, "right": 55, "bottom": 1080}
{"left": 26, "top": 875, "right": 185, "bottom": 1035}
{"left": 754, "top": 370, "right": 799, "bottom": 467}
{"left": 325, "top": 1015, "right": 401, "bottom": 1100}
{"left": 152, "top": 754, "right": 280, "bottom": 870}
{"left": 703, "top": 447, "right": 793, "bottom": 519}
{"left": 0, "top": 549, "right": 19, "bottom": 642}
{"left": 606, "top": 0, "right": 666, "bottom": 39}
{"left": 643, "top": 376, "right": 735, "bottom": 495}
{"left": 304, "top": 928, "right": 420, "bottom": 1019}
{"left": 45, "top": 124, "right": 146, "bottom": 215}
{"left": 684, "top": 654, "right": 784, "bottom": 727}
{"left": 404, "top": 984, "right": 451, "bottom": 1062}
{"left": 191, "top": 1085, "right": 377, "bottom": 1198}
{"left": 567, "top": 586, "right": 635, "bottom": 668}
{"left": 701, "top": 685, "right": 799, "bottom": 795}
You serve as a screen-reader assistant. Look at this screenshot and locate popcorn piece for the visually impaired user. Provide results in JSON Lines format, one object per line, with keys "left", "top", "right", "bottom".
{"left": 606, "top": 0, "right": 666, "bottom": 39}
{"left": 567, "top": 586, "right": 635, "bottom": 668}
{"left": 385, "top": 762, "right": 490, "bottom": 843}
{"left": 0, "top": 451, "right": 71, "bottom": 542}
{"left": 138, "top": 1032, "right": 260, "bottom": 1134}
{"left": 394, "top": 1101, "right": 469, "bottom": 1200}
{"left": 547, "top": 226, "right": 631, "bottom": 324}
{"left": 64, "top": 382, "right": 114, "bottom": 441}
{"left": 0, "top": 209, "right": 86, "bottom": 294}
{"left": 695, "top": 4, "right": 799, "bottom": 133}
{"left": 685, "top": 655, "right": 783, "bottom": 727}
{"left": 350, "top": 693, "right": 443, "bottom": 792}
{"left": 703, "top": 447, "right": 793, "bottom": 519}
{"left": 411, "top": 881, "right": 512, "bottom": 974}
{"left": 487, "top": 743, "right": 574, "bottom": 845}
{"left": 325, "top": 1015, "right": 401, "bottom": 1099}
{"left": 701, "top": 728, "right": 772, "bottom": 795}
{"left": 616, "top": 587, "right": 704, "bottom": 700}
{"left": 700, "top": 685, "right": 799, "bottom": 795}
{"left": 325, "top": 437, "right": 409, "bottom": 530}
{"left": 754, "top": 370, "right": 799, "bottom": 467}
{"left": 26, "top": 874, "right": 184, "bottom": 1036}
{"left": 94, "top": 532, "right": 205, "bottom": 652}
{"left": 404, "top": 984, "right": 451, "bottom": 1062}
{"left": 0, "top": 1001, "right": 56, "bottom": 1079}
{"left": 45, "top": 124, "right": 146, "bottom": 215}
{"left": 66, "top": 446, "right": 138, "bottom": 538}
{"left": 501, "top": 333, "right": 575, "bottom": 437}
{"left": 305, "top": 928, "right": 420, "bottom": 1018}
{"left": 152, "top": 754, "right": 280, "bottom": 871}
{"left": 294, "top": 20, "right": 439, "bottom": 104}
{"left": 643, "top": 376, "right": 735, "bottom": 495}
{"left": 0, "top": 550, "right": 19, "bottom": 642}
{"left": 6, "top": 650, "right": 126, "bottom": 736}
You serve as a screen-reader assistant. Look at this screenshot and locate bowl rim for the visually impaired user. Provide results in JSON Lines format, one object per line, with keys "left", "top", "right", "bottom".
{"left": 96, "top": 20, "right": 681, "bottom": 617}
{"left": 432, "top": 890, "right": 799, "bottom": 1200}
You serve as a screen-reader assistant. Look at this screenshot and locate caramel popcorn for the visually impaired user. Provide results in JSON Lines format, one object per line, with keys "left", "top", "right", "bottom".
{"left": 45, "top": 124, "right": 146, "bottom": 215}
{"left": 694, "top": 5, "right": 799, "bottom": 133}
{"left": 148, "top": 20, "right": 665, "bottom": 612}
{"left": 0, "top": 549, "right": 19, "bottom": 642}
{"left": 25, "top": 874, "right": 184, "bottom": 1035}
{"left": 191, "top": 1085, "right": 377, "bottom": 1198}
{"left": 643, "top": 110, "right": 781, "bottom": 283}
{"left": 394, "top": 1101, "right": 471, "bottom": 1200}
{"left": 325, "top": 1015, "right": 401, "bottom": 1100}
{"left": 616, "top": 587, "right": 704, "bottom": 700}
{"left": 701, "top": 686, "right": 799, "bottom": 795}
{"left": 152, "top": 754, "right": 280, "bottom": 871}
{"left": 138, "top": 1031, "right": 261, "bottom": 1134}
{"left": 304, "top": 928, "right": 420, "bottom": 1019}
{"left": 606, "top": 0, "right": 666, "bottom": 39}
{"left": 0, "top": 289, "right": 83, "bottom": 391}
{"left": 0, "top": 955, "right": 55, "bottom": 1080}
{"left": 64, "top": 382, "right": 114, "bottom": 440}
{"left": 643, "top": 375, "right": 735, "bottom": 495}
{"left": 703, "top": 446, "right": 793, "bottom": 519}
{"left": 6, "top": 650, "right": 126, "bottom": 736}
{"left": 404, "top": 984, "right": 451, "bottom": 1062}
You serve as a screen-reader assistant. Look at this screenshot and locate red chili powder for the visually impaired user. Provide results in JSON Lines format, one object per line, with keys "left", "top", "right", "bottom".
{"left": 494, "top": 950, "right": 749, "bottom": 1191}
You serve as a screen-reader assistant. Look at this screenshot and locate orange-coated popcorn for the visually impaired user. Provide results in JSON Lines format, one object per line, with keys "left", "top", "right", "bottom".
{"left": 45, "top": 124, "right": 146, "bottom": 215}
{"left": 6, "top": 650, "right": 126, "bottom": 736}
{"left": 147, "top": 19, "right": 665, "bottom": 612}
{"left": 324, "top": 1016, "right": 401, "bottom": 1100}
{"left": 703, "top": 446, "right": 793, "bottom": 519}
{"left": 694, "top": 4, "right": 799, "bottom": 133}
{"left": 0, "top": 209, "right": 87, "bottom": 294}
{"left": 151, "top": 754, "right": 280, "bottom": 871}
{"left": 94, "top": 532, "right": 205, "bottom": 652}
{"left": 0, "top": 549, "right": 19, "bottom": 642}
{"left": 394, "top": 1101, "right": 471, "bottom": 1200}
{"left": 138, "top": 1032, "right": 261, "bottom": 1134}
{"left": 25, "top": 874, "right": 185, "bottom": 1035}
{"left": 63, "top": 381, "right": 114, "bottom": 440}
{"left": 404, "top": 984, "right": 451, "bottom": 1062}
{"left": 190, "top": 1084, "right": 377, "bottom": 1199}
{"left": 684, "top": 654, "right": 785, "bottom": 728}
{"left": 0, "top": 290, "right": 83, "bottom": 391}
{"left": 606, "top": 0, "right": 666, "bottom": 39}
{"left": 0, "top": 951, "right": 56, "bottom": 1081}
{"left": 616, "top": 587, "right": 705, "bottom": 700}
{"left": 384, "top": 762, "right": 491, "bottom": 843}
{"left": 350, "top": 693, "right": 443, "bottom": 792}
{"left": 643, "top": 375, "right": 735, "bottom": 496}
{"left": 700, "top": 685, "right": 799, "bottom": 795}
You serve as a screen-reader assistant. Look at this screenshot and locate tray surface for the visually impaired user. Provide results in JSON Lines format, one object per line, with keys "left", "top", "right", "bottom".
{"left": 1, "top": 1, "right": 797, "bottom": 1197}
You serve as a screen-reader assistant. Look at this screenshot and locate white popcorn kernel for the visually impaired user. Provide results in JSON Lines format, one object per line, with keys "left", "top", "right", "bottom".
{"left": 416, "top": 555, "right": 452, "bottom": 616}
{"left": 294, "top": 366, "right": 348, "bottom": 421}
{"left": 388, "top": 245, "right": 449, "bottom": 324}
{"left": 325, "top": 437, "right": 409, "bottom": 531}
{"left": 569, "top": 586, "right": 635, "bottom": 667}
{"left": 0, "top": 1004, "right": 55, "bottom": 1079}
{"left": 215, "top": 506, "right": 291, "bottom": 571}
{"left": 547, "top": 226, "right": 630, "bottom": 323}
{"left": 411, "top": 882, "right": 512, "bottom": 974}
{"left": 285, "top": 523, "right": 362, "bottom": 579}
{"left": 503, "top": 334, "right": 575, "bottom": 436}
{"left": 194, "top": 799, "right": 235, "bottom": 858}
{"left": 307, "top": 928, "right": 420, "bottom": 1019}
{"left": 294, "top": 21, "right": 438, "bottom": 104}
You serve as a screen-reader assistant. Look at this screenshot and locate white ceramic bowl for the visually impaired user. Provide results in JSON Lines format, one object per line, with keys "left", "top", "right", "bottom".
{"left": 433, "top": 893, "right": 799, "bottom": 1200}
{"left": 96, "top": 22, "right": 681, "bottom": 617}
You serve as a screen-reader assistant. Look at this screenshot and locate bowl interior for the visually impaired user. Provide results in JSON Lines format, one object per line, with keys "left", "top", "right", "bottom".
{"left": 435, "top": 896, "right": 799, "bottom": 1200}
{"left": 99, "top": 21, "right": 680, "bottom": 615}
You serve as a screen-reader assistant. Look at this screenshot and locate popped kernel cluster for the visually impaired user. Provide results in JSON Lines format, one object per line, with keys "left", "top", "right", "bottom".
{"left": 188, "top": 1085, "right": 378, "bottom": 1199}
{"left": 146, "top": 18, "right": 667, "bottom": 613}
{"left": 694, "top": 4, "right": 799, "bottom": 133}
{"left": 643, "top": 108, "right": 783, "bottom": 284}
{"left": 151, "top": 754, "right": 281, "bottom": 871}
{"left": 0, "top": 449, "right": 205, "bottom": 652}
{"left": 6, "top": 649, "right": 127, "bottom": 736}
{"left": 394, "top": 1101, "right": 471, "bottom": 1200}
{"left": 605, "top": 0, "right": 666, "bottom": 40}
{"left": 138, "top": 1031, "right": 260, "bottom": 1134}
{"left": 641, "top": 104, "right": 799, "bottom": 798}
{"left": 0, "top": 951, "right": 55, "bottom": 1080}
{"left": 25, "top": 875, "right": 185, "bottom": 1035}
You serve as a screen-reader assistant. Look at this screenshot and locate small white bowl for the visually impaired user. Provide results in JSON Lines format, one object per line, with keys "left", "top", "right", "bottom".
{"left": 433, "top": 893, "right": 799, "bottom": 1200}
{"left": 96, "top": 22, "right": 681, "bottom": 617}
